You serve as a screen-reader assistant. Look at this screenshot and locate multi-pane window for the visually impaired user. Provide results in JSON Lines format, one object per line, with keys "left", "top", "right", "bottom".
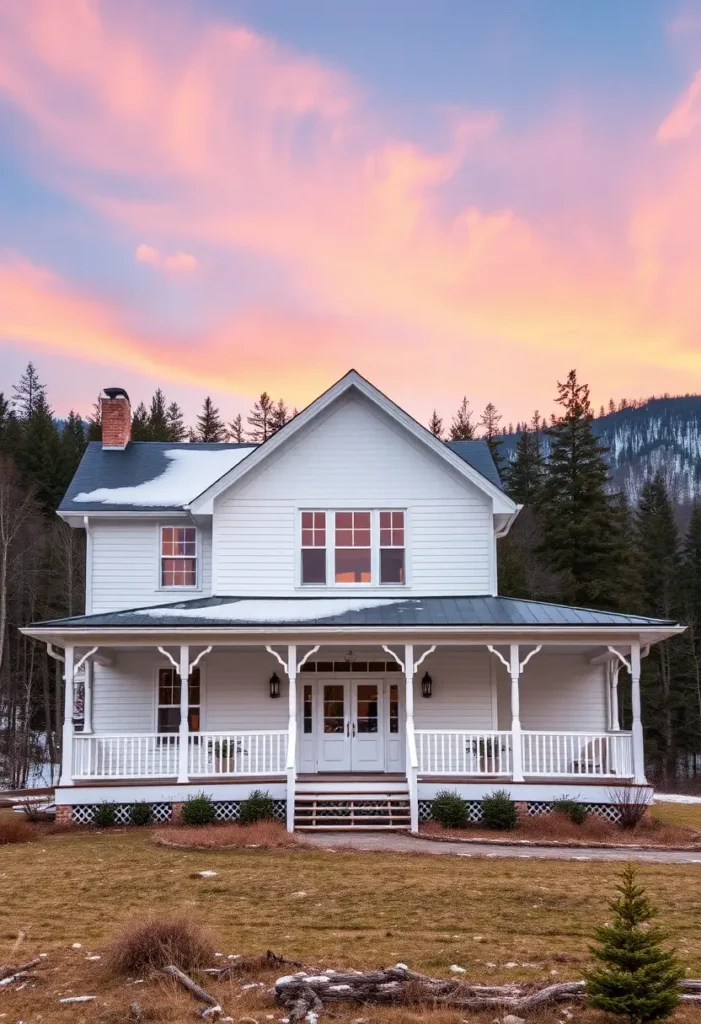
{"left": 389, "top": 683, "right": 399, "bottom": 733}
{"left": 157, "top": 668, "right": 200, "bottom": 732}
{"left": 161, "top": 526, "right": 197, "bottom": 587}
{"left": 301, "top": 511, "right": 326, "bottom": 584}
{"left": 379, "top": 510, "right": 405, "bottom": 584}
{"left": 303, "top": 684, "right": 313, "bottom": 734}
{"left": 335, "top": 511, "right": 371, "bottom": 583}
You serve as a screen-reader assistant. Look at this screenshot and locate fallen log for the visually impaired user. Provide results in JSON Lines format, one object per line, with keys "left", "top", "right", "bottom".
{"left": 208, "top": 948, "right": 306, "bottom": 981}
{"left": 162, "top": 964, "right": 233, "bottom": 1022}
{"left": 0, "top": 957, "right": 43, "bottom": 983}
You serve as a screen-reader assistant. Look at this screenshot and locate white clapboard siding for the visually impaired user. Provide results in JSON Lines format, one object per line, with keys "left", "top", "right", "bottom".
{"left": 92, "top": 648, "right": 289, "bottom": 734}
{"left": 213, "top": 394, "right": 494, "bottom": 595}
{"left": 90, "top": 520, "right": 212, "bottom": 613}
{"left": 495, "top": 654, "right": 608, "bottom": 733}
{"left": 413, "top": 647, "right": 494, "bottom": 731}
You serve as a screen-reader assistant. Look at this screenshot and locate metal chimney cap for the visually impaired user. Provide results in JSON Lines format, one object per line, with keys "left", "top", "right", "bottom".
{"left": 103, "top": 387, "right": 130, "bottom": 401}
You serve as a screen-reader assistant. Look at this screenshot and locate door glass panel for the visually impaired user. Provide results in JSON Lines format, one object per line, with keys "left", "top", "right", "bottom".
{"left": 356, "top": 684, "right": 379, "bottom": 734}
{"left": 303, "top": 685, "right": 313, "bottom": 734}
{"left": 323, "top": 685, "right": 345, "bottom": 733}
{"left": 389, "top": 684, "right": 399, "bottom": 733}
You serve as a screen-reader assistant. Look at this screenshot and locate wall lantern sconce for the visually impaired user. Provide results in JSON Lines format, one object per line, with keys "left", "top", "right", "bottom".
{"left": 421, "top": 672, "right": 433, "bottom": 698}
{"left": 269, "top": 672, "right": 281, "bottom": 699}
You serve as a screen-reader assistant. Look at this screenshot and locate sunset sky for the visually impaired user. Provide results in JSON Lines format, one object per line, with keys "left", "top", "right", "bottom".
{"left": 1, "top": 0, "right": 701, "bottom": 426}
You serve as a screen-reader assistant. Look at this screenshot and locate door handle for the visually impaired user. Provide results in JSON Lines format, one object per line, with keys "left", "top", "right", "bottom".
{"left": 346, "top": 722, "right": 349, "bottom": 737}
{"left": 352, "top": 723, "right": 356, "bottom": 737}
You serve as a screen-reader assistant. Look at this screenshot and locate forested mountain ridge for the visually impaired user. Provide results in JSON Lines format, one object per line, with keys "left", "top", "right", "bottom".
{"left": 498, "top": 395, "right": 701, "bottom": 508}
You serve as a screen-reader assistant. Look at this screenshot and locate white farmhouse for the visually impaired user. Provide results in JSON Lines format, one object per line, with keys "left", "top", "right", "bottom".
{"left": 22, "top": 371, "right": 683, "bottom": 830}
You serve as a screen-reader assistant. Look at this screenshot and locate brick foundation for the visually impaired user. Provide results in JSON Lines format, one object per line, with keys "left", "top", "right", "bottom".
{"left": 55, "top": 805, "right": 73, "bottom": 824}
{"left": 171, "top": 802, "right": 184, "bottom": 823}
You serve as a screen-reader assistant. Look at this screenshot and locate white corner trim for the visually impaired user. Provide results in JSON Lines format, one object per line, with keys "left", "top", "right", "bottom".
{"left": 265, "top": 645, "right": 289, "bottom": 676}
{"left": 382, "top": 645, "right": 405, "bottom": 672}
{"left": 519, "top": 644, "right": 542, "bottom": 672}
{"left": 413, "top": 645, "right": 436, "bottom": 673}
{"left": 607, "top": 645, "right": 632, "bottom": 673}
{"left": 297, "top": 645, "right": 320, "bottom": 672}
{"left": 487, "top": 644, "right": 510, "bottom": 672}
{"left": 189, "top": 645, "right": 212, "bottom": 673}
{"left": 157, "top": 645, "right": 181, "bottom": 674}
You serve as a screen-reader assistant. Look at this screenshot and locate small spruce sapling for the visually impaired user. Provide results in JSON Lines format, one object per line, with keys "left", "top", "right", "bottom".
{"left": 585, "top": 863, "right": 683, "bottom": 1024}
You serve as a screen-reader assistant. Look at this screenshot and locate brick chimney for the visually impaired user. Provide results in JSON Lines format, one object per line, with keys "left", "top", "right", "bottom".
{"left": 100, "top": 388, "right": 132, "bottom": 449}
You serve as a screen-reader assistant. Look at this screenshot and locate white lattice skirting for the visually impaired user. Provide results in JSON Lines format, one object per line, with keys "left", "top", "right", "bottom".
{"left": 70, "top": 800, "right": 287, "bottom": 825}
{"left": 419, "top": 799, "right": 622, "bottom": 824}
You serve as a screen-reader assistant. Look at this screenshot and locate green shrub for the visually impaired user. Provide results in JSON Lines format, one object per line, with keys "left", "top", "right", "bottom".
{"left": 481, "top": 789, "right": 517, "bottom": 831}
{"left": 93, "top": 802, "right": 118, "bottom": 828}
{"left": 181, "top": 793, "right": 216, "bottom": 826}
{"left": 430, "top": 790, "right": 469, "bottom": 829}
{"left": 238, "top": 789, "right": 275, "bottom": 825}
{"left": 130, "top": 801, "right": 153, "bottom": 826}
{"left": 553, "top": 796, "right": 588, "bottom": 826}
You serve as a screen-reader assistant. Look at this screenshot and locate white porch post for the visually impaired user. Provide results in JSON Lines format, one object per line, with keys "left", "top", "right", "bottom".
{"left": 609, "top": 662, "right": 621, "bottom": 732}
{"left": 630, "top": 641, "right": 646, "bottom": 784}
{"left": 59, "top": 645, "right": 75, "bottom": 787}
{"left": 177, "top": 645, "right": 190, "bottom": 784}
{"left": 509, "top": 643, "right": 524, "bottom": 783}
{"left": 404, "top": 643, "right": 419, "bottom": 832}
{"left": 83, "top": 660, "right": 93, "bottom": 735}
{"left": 286, "top": 645, "right": 297, "bottom": 833}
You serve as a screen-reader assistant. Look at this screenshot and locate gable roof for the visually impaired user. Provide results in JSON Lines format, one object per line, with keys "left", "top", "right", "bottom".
{"left": 188, "top": 370, "right": 516, "bottom": 514}
{"left": 57, "top": 372, "right": 512, "bottom": 515}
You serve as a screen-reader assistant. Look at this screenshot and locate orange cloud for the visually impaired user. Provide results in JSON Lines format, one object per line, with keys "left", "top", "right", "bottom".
{"left": 134, "top": 243, "right": 197, "bottom": 271}
{"left": 0, "top": 1, "right": 700, "bottom": 420}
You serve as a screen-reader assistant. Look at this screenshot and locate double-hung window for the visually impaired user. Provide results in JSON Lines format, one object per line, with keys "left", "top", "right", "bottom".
{"left": 335, "top": 511, "right": 371, "bottom": 583}
{"left": 157, "top": 668, "right": 201, "bottom": 732}
{"left": 301, "top": 511, "right": 326, "bottom": 584}
{"left": 379, "top": 510, "right": 405, "bottom": 584}
{"left": 161, "top": 526, "right": 197, "bottom": 587}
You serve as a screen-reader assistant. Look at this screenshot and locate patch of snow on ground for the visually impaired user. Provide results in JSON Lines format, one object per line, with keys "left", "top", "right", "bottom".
{"left": 654, "top": 793, "right": 701, "bottom": 804}
{"left": 73, "top": 448, "right": 254, "bottom": 506}
{"left": 141, "top": 597, "right": 404, "bottom": 622}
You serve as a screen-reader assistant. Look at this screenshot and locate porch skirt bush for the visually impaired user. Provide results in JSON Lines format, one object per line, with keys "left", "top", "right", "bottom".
{"left": 481, "top": 789, "right": 518, "bottom": 830}
{"left": 93, "top": 801, "right": 118, "bottom": 828}
{"left": 430, "top": 789, "right": 470, "bottom": 829}
{"left": 238, "top": 789, "right": 275, "bottom": 825}
{"left": 130, "top": 801, "right": 153, "bottom": 826}
{"left": 181, "top": 793, "right": 216, "bottom": 826}
{"left": 552, "top": 796, "right": 588, "bottom": 826}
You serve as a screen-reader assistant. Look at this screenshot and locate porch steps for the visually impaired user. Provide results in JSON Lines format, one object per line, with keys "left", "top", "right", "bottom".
{"left": 294, "top": 787, "right": 411, "bottom": 830}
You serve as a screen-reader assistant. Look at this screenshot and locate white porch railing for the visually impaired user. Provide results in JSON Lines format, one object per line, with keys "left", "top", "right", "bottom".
{"left": 73, "top": 734, "right": 179, "bottom": 779}
{"left": 415, "top": 730, "right": 513, "bottom": 775}
{"left": 188, "top": 732, "right": 288, "bottom": 777}
{"left": 522, "top": 731, "right": 633, "bottom": 777}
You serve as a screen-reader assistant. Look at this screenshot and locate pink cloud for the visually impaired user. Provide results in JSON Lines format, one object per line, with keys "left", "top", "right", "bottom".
{"left": 657, "top": 69, "right": 701, "bottom": 142}
{"left": 0, "top": 1, "right": 700, "bottom": 420}
{"left": 134, "top": 243, "right": 197, "bottom": 271}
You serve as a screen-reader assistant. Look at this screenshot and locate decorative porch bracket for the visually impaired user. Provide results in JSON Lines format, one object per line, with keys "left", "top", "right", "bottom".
{"left": 57, "top": 645, "right": 98, "bottom": 787}
{"left": 607, "top": 643, "right": 647, "bottom": 784}
{"left": 487, "top": 644, "right": 542, "bottom": 783}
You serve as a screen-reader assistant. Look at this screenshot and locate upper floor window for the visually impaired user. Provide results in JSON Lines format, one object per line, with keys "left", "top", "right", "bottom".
{"left": 380, "top": 510, "right": 405, "bottom": 584}
{"left": 301, "top": 511, "right": 326, "bottom": 584}
{"left": 161, "top": 526, "right": 197, "bottom": 587}
{"left": 335, "top": 511, "right": 371, "bottom": 583}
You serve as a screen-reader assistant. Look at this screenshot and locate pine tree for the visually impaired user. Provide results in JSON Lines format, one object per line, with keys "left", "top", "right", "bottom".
{"left": 147, "top": 389, "right": 170, "bottom": 441}
{"left": 537, "top": 370, "right": 617, "bottom": 608}
{"left": 195, "top": 397, "right": 227, "bottom": 442}
{"left": 636, "top": 475, "right": 683, "bottom": 777}
{"left": 428, "top": 410, "right": 443, "bottom": 438}
{"left": 12, "top": 362, "right": 46, "bottom": 417}
{"left": 247, "top": 392, "right": 275, "bottom": 442}
{"left": 681, "top": 505, "right": 701, "bottom": 752}
{"left": 479, "top": 402, "right": 502, "bottom": 465}
{"left": 131, "top": 401, "right": 151, "bottom": 441}
{"left": 585, "top": 864, "right": 683, "bottom": 1024}
{"left": 60, "top": 411, "right": 87, "bottom": 481}
{"left": 15, "top": 391, "right": 65, "bottom": 515}
{"left": 87, "top": 395, "right": 102, "bottom": 442}
{"left": 165, "top": 401, "right": 186, "bottom": 441}
{"left": 270, "top": 398, "right": 289, "bottom": 434}
{"left": 506, "top": 426, "right": 545, "bottom": 505}
{"left": 449, "top": 396, "right": 475, "bottom": 440}
{"left": 228, "top": 413, "right": 245, "bottom": 443}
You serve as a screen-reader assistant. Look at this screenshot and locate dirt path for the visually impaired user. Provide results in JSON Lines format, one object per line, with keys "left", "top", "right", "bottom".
{"left": 303, "top": 830, "right": 701, "bottom": 863}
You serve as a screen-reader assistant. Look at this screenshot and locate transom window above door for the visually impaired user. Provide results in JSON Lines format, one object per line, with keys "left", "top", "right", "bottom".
{"left": 299, "top": 510, "right": 406, "bottom": 586}
{"left": 161, "top": 526, "right": 197, "bottom": 587}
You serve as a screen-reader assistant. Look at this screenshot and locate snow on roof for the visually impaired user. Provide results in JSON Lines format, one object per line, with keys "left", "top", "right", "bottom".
{"left": 73, "top": 448, "right": 253, "bottom": 507}
{"left": 140, "top": 597, "right": 403, "bottom": 623}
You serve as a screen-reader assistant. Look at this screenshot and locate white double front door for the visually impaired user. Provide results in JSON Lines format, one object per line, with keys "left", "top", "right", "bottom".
{"left": 300, "top": 677, "right": 403, "bottom": 773}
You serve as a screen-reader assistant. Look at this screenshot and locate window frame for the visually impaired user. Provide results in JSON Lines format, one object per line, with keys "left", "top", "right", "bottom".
{"left": 155, "top": 665, "right": 204, "bottom": 734}
{"left": 300, "top": 510, "right": 327, "bottom": 586}
{"left": 158, "top": 523, "right": 200, "bottom": 591}
{"left": 333, "top": 510, "right": 373, "bottom": 586}
{"left": 297, "top": 508, "right": 408, "bottom": 588}
{"left": 379, "top": 509, "right": 406, "bottom": 586}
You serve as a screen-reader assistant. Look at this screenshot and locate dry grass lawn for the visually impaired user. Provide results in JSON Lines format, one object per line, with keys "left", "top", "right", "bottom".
{"left": 653, "top": 800, "right": 701, "bottom": 829}
{"left": 1, "top": 826, "right": 701, "bottom": 1021}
